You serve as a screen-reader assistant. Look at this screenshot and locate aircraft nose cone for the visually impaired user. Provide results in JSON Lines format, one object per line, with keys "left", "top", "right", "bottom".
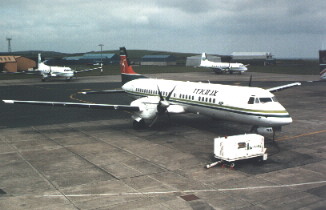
{"left": 286, "top": 115, "right": 293, "bottom": 124}
{"left": 277, "top": 111, "right": 292, "bottom": 126}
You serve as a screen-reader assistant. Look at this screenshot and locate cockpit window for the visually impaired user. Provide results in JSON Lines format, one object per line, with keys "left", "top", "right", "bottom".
{"left": 248, "top": 97, "right": 255, "bottom": 104}
{"left": 259, "top": 97, "right": 273, "bottom": 103}
{"left": 272, "top": 96, "right": 278, "bottom": 102}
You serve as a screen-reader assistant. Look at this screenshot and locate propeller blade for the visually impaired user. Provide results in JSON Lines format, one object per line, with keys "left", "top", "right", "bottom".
{"left": 148, "top": 115, "right": 158, "bottom": 127}
{"left": 166, "top": 110, "right": 171, "bottom": 121}
{"left": 166, "top": 86, "right": 176, "bottom": 101}
{"left": 157, "top": 85, "right": 164, "bottom": 101}
{"left": 249, "top": 74, "right": 252, "bottom": 87}
{"left": 154, "top": 85, "right": 177, "bottom": 126}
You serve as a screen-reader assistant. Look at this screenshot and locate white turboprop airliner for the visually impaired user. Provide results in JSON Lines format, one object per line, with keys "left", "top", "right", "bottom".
{"left": 3, "top": 47, "right": 301, "bottom": 135}
{"left": 36, "top": 53, "right": 103, "bottom": 81}
{"left": 200, "top": 52, "right": 248, "bottom": 74}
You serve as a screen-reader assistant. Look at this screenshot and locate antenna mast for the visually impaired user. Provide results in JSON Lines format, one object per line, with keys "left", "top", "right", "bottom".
{"left": 6, "top": 37, "right": 12, "bottom": 52}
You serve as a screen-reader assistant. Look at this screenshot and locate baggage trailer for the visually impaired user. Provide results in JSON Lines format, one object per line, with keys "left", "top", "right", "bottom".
{"left": 206, "top": 133, "right": 267, "bottom": 169}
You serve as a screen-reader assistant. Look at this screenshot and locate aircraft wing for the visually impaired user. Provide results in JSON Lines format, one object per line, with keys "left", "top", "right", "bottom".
{"left": 79, "top": 89, "right": 125, "bottom": 94}
{"left": 2, "top": 100, "right": 140, "bottom": 111}
{"left": 211, "top": 67, "right": 226, "bottom": 73}
{"left": 1, "top": 70, "right": 40, "bottom": 75}
{"left": 75, "top": 65, "right": 103, "bottom": 73}
{"left": 267, "top": 82, "right": 301, "bottom": 92}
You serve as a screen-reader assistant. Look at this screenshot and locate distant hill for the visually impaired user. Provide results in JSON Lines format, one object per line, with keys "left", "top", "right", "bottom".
{"left": 0, "top": 49, "right": 196, "bottom": 57}
{"left": 0, "top": 51, "right": 72, "bottom": 59}
{"left": 85, "top": 49, "right": 197, "bottom": 60}
{"left": 0, "top": 49, "right": 199, "bottom": 65}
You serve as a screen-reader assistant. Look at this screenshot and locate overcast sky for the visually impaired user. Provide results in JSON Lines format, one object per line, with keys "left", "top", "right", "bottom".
{"left": 1, "top": 0, "right": 325, "bottom": 58}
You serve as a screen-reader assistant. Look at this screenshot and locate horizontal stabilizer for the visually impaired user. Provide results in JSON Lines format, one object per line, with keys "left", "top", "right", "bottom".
{"left": 79, "top": 89, "right": 125, "bottom": 94}
{"left": 2, "top": 100, "right": 140, "bottom": 111}
{"left": 267, "top": 82, "right": 301, "bottom": 92}
{"left": 75, "top": 65, "right": 103, "bottom": 73}
{"left": 1, "top": 70, "right": 40, "bottom": 75}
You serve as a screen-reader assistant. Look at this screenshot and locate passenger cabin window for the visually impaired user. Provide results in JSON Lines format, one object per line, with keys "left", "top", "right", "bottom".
{"left": 248, "top": 97, "right": 255, "bottom": 104}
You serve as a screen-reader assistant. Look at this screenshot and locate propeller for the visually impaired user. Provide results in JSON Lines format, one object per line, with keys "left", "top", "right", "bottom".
{"left": 157, "top": 85, "right": 175, "bottom": 112}
{"left": 149, "top": 85, "right": 176, "bottom": 127}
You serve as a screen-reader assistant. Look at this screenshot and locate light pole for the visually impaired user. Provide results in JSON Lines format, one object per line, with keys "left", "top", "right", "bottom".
{"left": 98, "top": 44, "right": 104, "bottom": 73}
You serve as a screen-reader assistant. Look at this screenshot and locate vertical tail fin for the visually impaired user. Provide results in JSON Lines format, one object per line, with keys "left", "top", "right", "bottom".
{"left": 38, "top": 53, "right": 42, "bottom": 65}
{"left": 120, "top": 47, "right": 137, "bottom": 74}
{"left": 200, "top": 53, "right": 208, "bottom": 66}
{"left": 201, "top": 53, "right": 207, "bottom": 61}
{"left": 120, "top": 47, "right": 146, "bottom": 85}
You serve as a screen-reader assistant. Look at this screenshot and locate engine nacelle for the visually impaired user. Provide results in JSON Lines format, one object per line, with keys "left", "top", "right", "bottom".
{"left": 130, "top": 96, "right": 159, "bottom": 121}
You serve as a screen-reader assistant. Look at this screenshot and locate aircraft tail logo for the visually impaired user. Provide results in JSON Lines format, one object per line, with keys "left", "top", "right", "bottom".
{"left": 120, "top": 47, "right": 137, "bottom": 74}
{"left": 119, "top": 47, "right": 146, "bottom": 85}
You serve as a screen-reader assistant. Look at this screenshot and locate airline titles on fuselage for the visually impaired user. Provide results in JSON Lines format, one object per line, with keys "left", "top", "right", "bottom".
{"left": 193, "top": 88, "right": 218, "bottom": 96}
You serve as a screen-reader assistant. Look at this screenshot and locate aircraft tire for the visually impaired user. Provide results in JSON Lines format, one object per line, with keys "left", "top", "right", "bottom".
{"left": 133, "top": 119, "right": 146, "bottom": 130}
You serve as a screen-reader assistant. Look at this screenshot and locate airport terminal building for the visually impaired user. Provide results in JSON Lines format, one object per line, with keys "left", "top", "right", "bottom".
{"left": 231, "top": 52, "right": 275, "bottom": 65}
{"left": 141, "top": 55, "right": 176, "bottom": 66}
{"left": 63, "top": 53, "right": 119, "bottom": 65}
{"left": 0, "top": 56, "right": 36, "bottom": 72}
{"left": 45, "top": 53, "right": 120, "bottom": 65}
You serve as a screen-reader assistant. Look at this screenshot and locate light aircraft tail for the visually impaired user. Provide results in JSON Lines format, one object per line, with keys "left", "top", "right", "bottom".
{"left": 201, "top": 52, "right": 208, "bottom": 61}
{"left": 37, "top": 53, "right": 47, "bottom": 69}
{"left": 200, "top": 52, "right": 209, "bottom": 66}
{"left": 38, "top": 53, "right": 42, "bottom": 65}
{"left": 120, "top": 47, "right": 146, "bottom": 85}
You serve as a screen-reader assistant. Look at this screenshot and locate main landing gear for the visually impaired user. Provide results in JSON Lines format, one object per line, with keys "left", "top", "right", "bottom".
{"left": 133, "top": 119, "right": 146, "bottom": 130}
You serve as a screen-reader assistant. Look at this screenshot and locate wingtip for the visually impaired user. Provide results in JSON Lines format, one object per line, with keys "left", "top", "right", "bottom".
{"left": 3, "top": 100, "right": 14, "bottom": 104}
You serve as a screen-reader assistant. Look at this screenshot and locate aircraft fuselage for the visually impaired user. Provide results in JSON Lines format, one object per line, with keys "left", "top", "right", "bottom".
{"left": 122, "top": 78, "right": 292, "bottom": 127}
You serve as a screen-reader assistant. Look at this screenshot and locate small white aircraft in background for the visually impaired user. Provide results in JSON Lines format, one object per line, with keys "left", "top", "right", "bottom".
{"left": 200, "top": 52, "right": 248, "bottom": 74}
{"left": 3, "top": 47, "right": 301, "bottom": 137}
{"left": 36, "top": 54, "right": 103, "bottom": 81}
{"left": 320, "top": 68, "right": 326, "bottom": 80}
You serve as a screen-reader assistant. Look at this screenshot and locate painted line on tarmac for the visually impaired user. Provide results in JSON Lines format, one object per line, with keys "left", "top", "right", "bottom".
{"left": 276, "top": 129, "right": 326, "bottom": 141}
{"left": 43, "top": 180, "right": 326, "bottom": 197}
{"left": 69, "top": 93, "right": 94, "bottom": 104}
